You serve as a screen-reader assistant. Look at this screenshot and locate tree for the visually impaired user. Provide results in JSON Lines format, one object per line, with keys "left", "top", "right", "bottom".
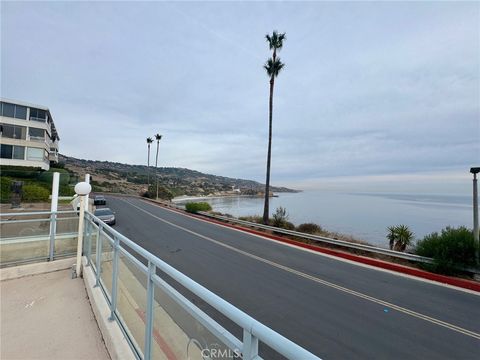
{"left": 154, "top": 133, "right": 162, "bottom": 199}
{"left": 262, "top": 30, "right": 286, "bottom": 225}
{"left": 146, "top": 137, "right": 153, "bottom": 187}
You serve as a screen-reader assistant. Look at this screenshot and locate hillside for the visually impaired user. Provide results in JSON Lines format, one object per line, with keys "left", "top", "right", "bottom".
{"left": 59, "top": 154, "right": 299, "bottom": 198}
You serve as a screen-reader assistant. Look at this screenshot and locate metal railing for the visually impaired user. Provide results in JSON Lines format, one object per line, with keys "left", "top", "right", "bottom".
{"left": 83, "top": 211, "right": 320, "bottom": 360}
{"left": 0, "top": 210, "right": 79, "bottom": 266}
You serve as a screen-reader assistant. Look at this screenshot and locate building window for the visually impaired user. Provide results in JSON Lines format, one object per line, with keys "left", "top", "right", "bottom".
{"left": 0, "top": 102, "right": 27, "bottom": 120}
{"left": 13, "top": 146, "right": 25, "bottom": 160}
{"left": 1, "top": 145, "right": 26, "bottom": 160}
{"left": 29, "top": 108, "right": 47, "bottom": 122}
{"left": 0, "top": 123, "right": 27, "bottom": 139}
{"left": 27, "top": 147, "right": 45, "bottom": 161}
{"left": 14, "top": 105, "right": 27, "bottom": 119}
{"left": 1, "top": 102, "right": 15, "bottom": 118}
{"left": 0, "top": 144, "right": 13, "bottom": 159}
{"left": 28, "top": 127, "right": 45, "bottom": 141}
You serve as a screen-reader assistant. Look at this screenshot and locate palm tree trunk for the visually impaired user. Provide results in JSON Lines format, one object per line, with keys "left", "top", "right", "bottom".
{"left": 263, "top": 77, "right": 274, "bottom": 224}
{"left": 147, "top": 144, "right": 151, "bottom": 187}
{"left": 155, "top": 140, "right": 160, "bottom": 199}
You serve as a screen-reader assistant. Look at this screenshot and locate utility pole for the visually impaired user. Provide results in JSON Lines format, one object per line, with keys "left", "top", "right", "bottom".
{"left": 471, "top": 167, "right": 479, "bottom": 263}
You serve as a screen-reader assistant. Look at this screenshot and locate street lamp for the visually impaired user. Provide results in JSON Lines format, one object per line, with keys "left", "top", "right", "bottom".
{"left": 471, "top": 167, "right": 480, "bottom": 263}
{"left": 74, "top": 181, "right": 92, "bottom": 278}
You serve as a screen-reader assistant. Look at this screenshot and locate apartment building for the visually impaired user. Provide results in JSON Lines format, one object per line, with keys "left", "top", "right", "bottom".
{"left": 0, "top": 99, "right": 59, "bottom": 170}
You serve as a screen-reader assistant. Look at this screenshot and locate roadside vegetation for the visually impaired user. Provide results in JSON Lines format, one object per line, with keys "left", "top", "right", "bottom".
{"left": 387, "top": 224, "right": 415, "bottom": 251}
{"left": 185, "top": 202, "right": 213, "bottom": 213}
{"left": 415, "top": 226, "right": 478, "bottom": 274}
{"left": 382, "top": 224, "right": 479, "bottom": 274}
{"left": 238, "top": 207, "right": 370, "bottom": 245}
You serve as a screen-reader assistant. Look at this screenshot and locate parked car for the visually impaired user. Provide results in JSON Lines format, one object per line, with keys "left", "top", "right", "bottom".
{"left": 94, "top": 195, "right": 106, "bottom": 205}
{"left": 93, "top": 208, "right": 116, "bottom": 225}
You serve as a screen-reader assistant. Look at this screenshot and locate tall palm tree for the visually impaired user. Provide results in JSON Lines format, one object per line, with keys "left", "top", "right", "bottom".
{"left": 154, "top": 133, "right": 162, "bottom": 199}
{"left": 262, "top": 31, "right": 286, "bottom": 225}
{"left": 146, "top": 137, "right": 153, "bottom": 188}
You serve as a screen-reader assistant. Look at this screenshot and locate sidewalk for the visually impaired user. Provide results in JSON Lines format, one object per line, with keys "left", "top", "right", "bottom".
{"left": 0, "top": 269, "right": 110, "bottom": 360}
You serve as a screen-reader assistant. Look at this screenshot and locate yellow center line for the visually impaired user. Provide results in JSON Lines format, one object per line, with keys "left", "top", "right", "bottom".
{"left": 120, "top": 198, "right": 480, "bottom": 340}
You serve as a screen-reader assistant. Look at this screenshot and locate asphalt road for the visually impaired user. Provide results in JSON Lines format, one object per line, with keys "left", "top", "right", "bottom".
{"left": 104, "top": 196, "right": 480, "bottom": 359}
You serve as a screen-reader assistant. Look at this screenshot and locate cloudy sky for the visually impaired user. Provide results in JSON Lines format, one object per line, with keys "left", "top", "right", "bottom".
{"left": 1, "top": 1, "right": 479, "bottom": 193}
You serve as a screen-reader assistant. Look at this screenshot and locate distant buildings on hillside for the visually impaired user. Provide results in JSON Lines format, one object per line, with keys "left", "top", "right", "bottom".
{"left": 0, "top": 99, "right": 59, "bottom": 170}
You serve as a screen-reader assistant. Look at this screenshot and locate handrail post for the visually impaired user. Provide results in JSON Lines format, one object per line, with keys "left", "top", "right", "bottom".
{"left": 144, "top": 261, "right": 156, "bottom": 360}
{"left": 109, "top": 236, "right": 120, "bottom": 321}
{"left": 85, "top": 219, "right": 92, "bottom": 267}
{"left": 242, "top": 329, "right": 258, "bottom": 360}
{"left": 95, "top": 224, "right": 103, "bottom": 287}
{"left": 48, "top": 211, "right": 57, "bottom": 261}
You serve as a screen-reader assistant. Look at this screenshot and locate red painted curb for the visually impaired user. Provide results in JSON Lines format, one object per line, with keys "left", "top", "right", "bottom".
{"left": 141, "top": 198, "right": 480, "bottom": 293}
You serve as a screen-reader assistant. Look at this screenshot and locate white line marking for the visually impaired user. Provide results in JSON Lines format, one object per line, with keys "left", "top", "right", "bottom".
{"left": 120, "top": 198, "right": 480, "bottom": 340}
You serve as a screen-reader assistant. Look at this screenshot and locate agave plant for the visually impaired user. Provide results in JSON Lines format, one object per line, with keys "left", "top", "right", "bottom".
{"left": 386, "top": 225, "right": 414, "bottom": 252}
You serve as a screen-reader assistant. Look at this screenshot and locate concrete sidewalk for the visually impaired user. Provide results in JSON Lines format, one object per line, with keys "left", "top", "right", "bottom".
{"left": 0, "top": 269, "right": 110, "bottom": 360}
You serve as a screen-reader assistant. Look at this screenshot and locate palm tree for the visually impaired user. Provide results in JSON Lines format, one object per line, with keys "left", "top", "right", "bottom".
{"left": 146, "top": 137, "right": 153, "bottom": 188}
{"left": 262, "top": 30, "right": 286, "bottom": 225}
{"left": 154, "top": 133, "right": 162, "bottom": 199}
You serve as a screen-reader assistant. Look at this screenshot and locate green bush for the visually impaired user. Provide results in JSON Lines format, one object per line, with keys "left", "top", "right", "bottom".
{"left": 416, "top": 226, "right": 478, "bottom": 274}
{"left": 59, "top": 184, "right": 75, "bottom": 196}
{"left": 1, "top": 177, "right": 12, "bottom": 203}
{"left": 297, "top": 223, "right": 322, "bottom": 234}
{"left": 185, "top": 202, "right": 212, "bottom": 213}
{"left": 22, "top": 184, "right": 50, "bottom": 202}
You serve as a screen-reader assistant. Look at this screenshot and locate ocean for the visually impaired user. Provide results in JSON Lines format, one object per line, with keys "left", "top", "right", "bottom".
{"left": 176, "top": 191, "right": 473, "bottom": 247}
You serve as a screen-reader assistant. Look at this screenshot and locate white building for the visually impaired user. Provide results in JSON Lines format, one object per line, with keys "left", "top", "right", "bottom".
{"left": 0, "top": 99, "right": 59, "bottom": 170}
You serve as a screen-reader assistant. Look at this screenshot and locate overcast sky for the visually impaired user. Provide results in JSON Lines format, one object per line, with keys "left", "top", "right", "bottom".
{"left": 1, "top": 1, "right": 479, "bottom": 193}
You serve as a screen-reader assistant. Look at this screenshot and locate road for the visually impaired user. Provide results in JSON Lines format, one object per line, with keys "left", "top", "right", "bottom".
{"left": 105, "top": 196, "right": 480, "bottom": 359}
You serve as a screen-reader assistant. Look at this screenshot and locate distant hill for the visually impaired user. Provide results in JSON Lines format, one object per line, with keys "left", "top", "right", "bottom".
{"left": 59, "top": 154, "right": 299, "bottom": 198}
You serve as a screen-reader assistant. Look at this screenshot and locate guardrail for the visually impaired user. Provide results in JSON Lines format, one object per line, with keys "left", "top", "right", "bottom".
{"left": 195, "top": 211, "right": 480, "bottom": 275}
{"left": 84, "top": 211, "right": 320, "bottom": 360}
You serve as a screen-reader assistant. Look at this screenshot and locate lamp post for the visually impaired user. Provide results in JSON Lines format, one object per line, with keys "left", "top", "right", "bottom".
{"left": 74, "top": 181, "right": 92, "bottom": 278}
{"left": 471, "top": 167, "right": 480, "bottom": 264}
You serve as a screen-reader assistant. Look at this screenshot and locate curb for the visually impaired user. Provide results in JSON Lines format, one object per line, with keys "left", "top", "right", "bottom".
{"left": 141, "top": 198, "right": 480, "bottom": 293}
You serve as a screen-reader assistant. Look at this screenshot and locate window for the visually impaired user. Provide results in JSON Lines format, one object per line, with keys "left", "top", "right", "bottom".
{"left": 0, "top": 123, "right": 27, "bottom": 139}
{"left": 1, "top": 145, "right": 26, "bottom": 160}
{"left": 29, "top": 127, "right": 45, "bottom": 141}
{"left": 1, "top": 102, "right": 15, "bottom": 118}
{"left": 0, "top": 102, "right": 27, "bottom": 119}
{"left": 13, "top": 146, "right": 25, "bottom": 160}
{"left": 14, "top": 105, "right": 27, "bottom": 119}
{"left": 29, "top": 108, "right": 47, "bottom": 122}
{"left": 27, "top": 147, "right": 44, "bottom": 161}
{"left": 0, "top": 144, "right": 13, "bottom": 159}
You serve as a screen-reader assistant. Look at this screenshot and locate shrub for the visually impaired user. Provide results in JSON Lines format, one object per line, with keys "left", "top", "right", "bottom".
{"left": 0, "top": 177, "right": 12, "bottom": 203}
{"left": 22, "top": 184, "right": 50, "bottom": 202}
{"left": 272, "top": 206, "right": 288, "bottom": 227}
{"left": 416, "top": 226, "right": 478, "bottom": 274}
{"left": 297, "top": 223, "right": 322, "bottom": 234}
{"left": 185, "top": 202, "right": 212, "bottom": 213}
{"left": 386, "top": 224, "right": 414, "bottom": 252}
